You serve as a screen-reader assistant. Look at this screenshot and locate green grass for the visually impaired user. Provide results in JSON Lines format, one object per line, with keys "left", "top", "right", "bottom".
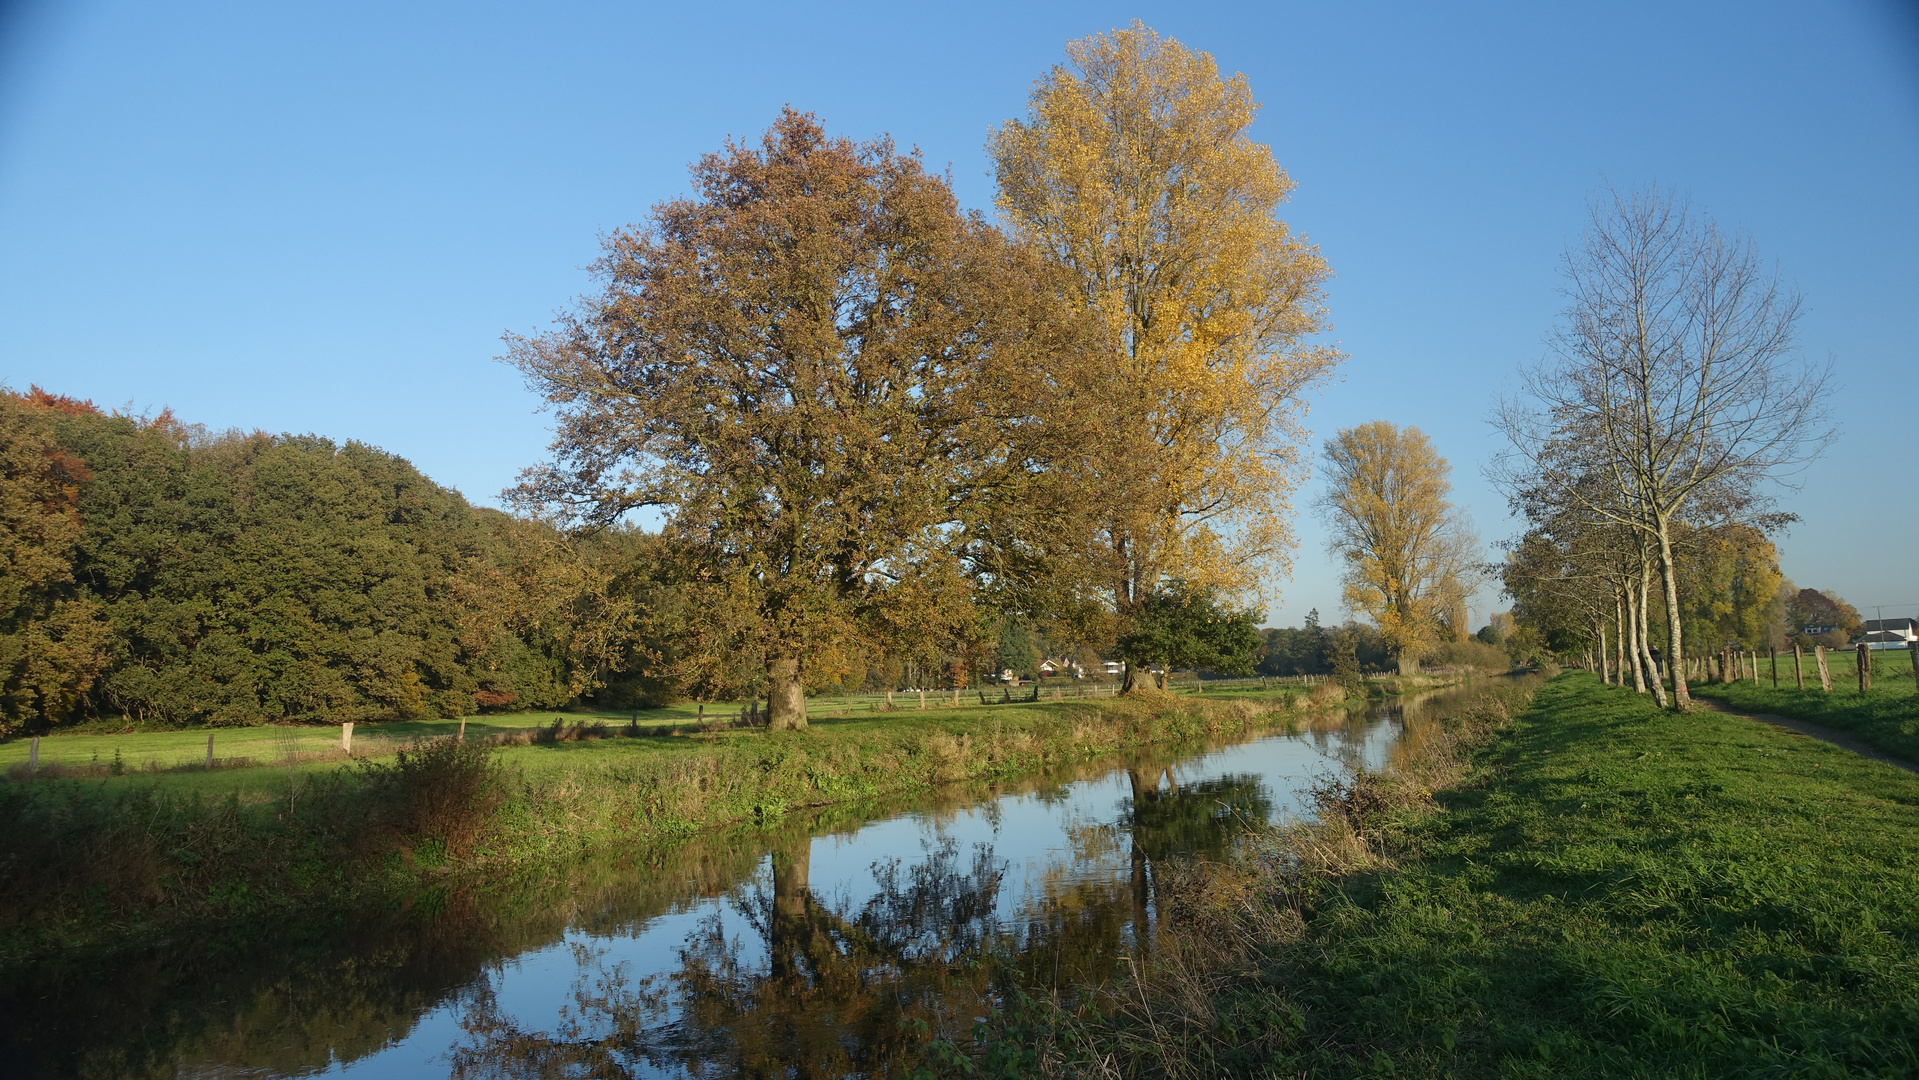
{"left": 1187, "top": 671, "right": 1919, "bottom": 1077}
{"left": 1688, "top": 647, "right": 1919, "bottom": 763}
{"left": 0, "top": 679, "right": 1301, "bottom": 801}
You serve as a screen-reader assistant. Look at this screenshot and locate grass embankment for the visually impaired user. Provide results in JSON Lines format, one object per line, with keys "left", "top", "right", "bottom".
{"left": 0, "top": 683, "right": 1335, "bottom": 970}
{"left": 1689, "top": 648, "right": 1919, "bottom": 763}
{"left": 982, "top": 672, "right": 1919, "bottom": 1078}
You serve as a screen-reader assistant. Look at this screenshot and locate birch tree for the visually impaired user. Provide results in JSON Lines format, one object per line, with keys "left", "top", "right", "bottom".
{"left": 1495, "top": 185, "right": 1830, "bottom": 709}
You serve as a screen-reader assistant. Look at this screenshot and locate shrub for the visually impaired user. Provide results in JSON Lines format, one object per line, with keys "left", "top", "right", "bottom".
{"left": 1428, "top": 638, "right": 1511, "bottom": 673}
{"left": 372, "top": 739, "right": 503, "bottom": 856}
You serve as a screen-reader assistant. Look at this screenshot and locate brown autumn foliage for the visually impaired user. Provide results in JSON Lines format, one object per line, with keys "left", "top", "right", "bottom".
{"left": 509, "top": 109, "right": 1088, "bottom": 730}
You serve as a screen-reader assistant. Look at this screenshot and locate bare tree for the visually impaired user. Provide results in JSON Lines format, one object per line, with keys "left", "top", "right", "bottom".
{"left": 1495, "top": 185, "right": 1832, "bottom": 709}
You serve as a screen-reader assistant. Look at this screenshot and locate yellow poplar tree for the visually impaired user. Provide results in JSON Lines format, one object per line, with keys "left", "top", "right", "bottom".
{"left": 989, "top": 22, "right": 1339, "bottom": 692}
{"left": 1321, "top": 422, "right": 1480, "bottom": 675}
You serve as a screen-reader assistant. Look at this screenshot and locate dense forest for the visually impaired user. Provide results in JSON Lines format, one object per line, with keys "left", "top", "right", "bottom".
{"left": 0, "top": 388, "right": 653, "bottom": 735}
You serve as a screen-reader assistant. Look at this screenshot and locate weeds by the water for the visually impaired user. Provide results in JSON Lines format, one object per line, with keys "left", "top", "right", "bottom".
{"left": 930, "top": 681, "right": 1536, "bottom": 1078}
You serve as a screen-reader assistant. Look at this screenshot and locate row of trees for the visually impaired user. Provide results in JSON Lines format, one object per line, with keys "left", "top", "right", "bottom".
{"left": 1493, "top": 187, "right": 1832, "bottom": 706}
{"left": 509, "top": 24, "right": 1337, "bottom": 729}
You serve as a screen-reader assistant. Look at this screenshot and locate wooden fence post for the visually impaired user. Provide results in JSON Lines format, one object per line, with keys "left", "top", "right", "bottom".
{"left": 1814, "top": 646, "right": 1831, "bottom": 692}
{"left": 342, "top": 722, "right": 354, "bottom": 754}
{"left": 918, "top": 689, "right": 926, "bottom": 710}
{"left": 951, "top": 686, "right": 960, "bottom": 707}
{"left": 1858, "top": 643, "right": 1871, "bottom": 694}
{"left": 1793, "top": 644, "right": 1804, "bottom": 690}
{"left": 205, "top": 733, "right": 214, "bottom": 770}
{"left": 28, "top": 736, "right": 39, "bottom": 774}
{"left": 885, "top": 689, "right": 894, "bottom": 710}
{"left": 1770, "top": 647, "right": 1778, "bottom": 688}
{"left": 458, "top": 718, "right": 467, "bottom": 742}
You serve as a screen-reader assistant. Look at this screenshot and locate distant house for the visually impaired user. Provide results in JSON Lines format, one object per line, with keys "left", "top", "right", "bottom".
{"left": 1859, "top": 618, "right": 1918, "bottom": 651}
{"left": 1103, "top": 660, "right": 1124, "bottom": 677}
{"left": 1036, "top": 658, "right": 1088, "bottom": 678}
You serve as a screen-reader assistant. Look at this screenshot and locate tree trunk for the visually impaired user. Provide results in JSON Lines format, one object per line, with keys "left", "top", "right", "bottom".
{"left": 1625, "top": 584, "right": 1647, "bottom": 693}
{"left": 1397, "top": 652, "right": 1419, "bottom": 676}
{"left": 1122, "top": 661, "right": 1161, "bottom": 695}
{"left": 766, "top": 655, "right": 807, "bottom": 731}
{"left": 1616, "top": 594, "right": 1630, "bottom": 690}
{"left": 1637, "top": 553, "right": 1669, "bottom": 708}
{"left": 1653, "top": 516, "right": 1691, "bottom": 709}
{"left": 770, "top": 839, "right": 810, "bottom": 982}
{"left": 1598, "top": 622, "right": 1611, "bottom": 684}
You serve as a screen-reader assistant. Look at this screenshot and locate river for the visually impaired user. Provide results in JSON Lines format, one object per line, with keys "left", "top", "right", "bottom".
{"left": 3, "top": 681, "right": 1504, "bottom": 1079}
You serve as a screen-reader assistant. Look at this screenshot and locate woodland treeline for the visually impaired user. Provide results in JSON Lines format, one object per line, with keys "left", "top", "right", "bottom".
{"left": 0, "top": 388, "right": 653, "bottom": 735}
{"left": 4, "top": 29, "right": 1843, "bottom": 735}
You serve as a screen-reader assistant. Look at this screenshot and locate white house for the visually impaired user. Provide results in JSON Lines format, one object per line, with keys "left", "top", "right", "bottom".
{"left": 1860, "top": 618, "right": 1918, "bottom": 651}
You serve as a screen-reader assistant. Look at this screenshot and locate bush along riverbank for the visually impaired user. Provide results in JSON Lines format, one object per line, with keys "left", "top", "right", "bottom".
{"left": 0, "top": 683, "right": 1360, "bottom": 971}
{"left": 945, "top": 671, "right": 1919, "bottom": 1079}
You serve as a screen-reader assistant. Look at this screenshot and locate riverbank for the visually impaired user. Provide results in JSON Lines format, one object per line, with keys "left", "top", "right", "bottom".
{"left": 0, "top": 682, "right": 1360, "bottom": 971}
{"left": 981, "top": 672, "right": 1919, "bottom": 1078}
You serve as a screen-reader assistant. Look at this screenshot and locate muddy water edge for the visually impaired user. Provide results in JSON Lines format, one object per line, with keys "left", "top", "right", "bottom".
{"left": 0, "top": 679, "right": 1527, "bottom": 1078}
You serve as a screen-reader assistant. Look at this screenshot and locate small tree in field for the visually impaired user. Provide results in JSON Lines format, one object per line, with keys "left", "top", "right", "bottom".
{"left": 1319, "top": 421, "right": 1481, "bottom": 675}
{"left": 1114, "top": 581, "right": 1262, "bottom": 689}
{"left": 509, "top": 110, "right": 1069, "bottom": 730}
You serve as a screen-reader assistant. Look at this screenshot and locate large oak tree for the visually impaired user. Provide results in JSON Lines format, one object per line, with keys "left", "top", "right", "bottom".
{"left": 511, "top": 110, "right": 1074, "bottom": 729}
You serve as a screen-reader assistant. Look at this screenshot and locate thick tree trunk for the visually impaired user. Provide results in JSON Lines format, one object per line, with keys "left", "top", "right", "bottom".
{"left": 1122, "top": 661, "right": 1160, "bottom": 695}
{"left": 766, "top": 655, "right": 807, "bottom": 731}
{"left": 1598, "top": 621, "right": 1611, "bottom": 684}
{"left": 1653, "top": 515, "right": 1691, "bottom": 710}
{"left": 1397, "top": 652, "right": 1419, "bottom": 676}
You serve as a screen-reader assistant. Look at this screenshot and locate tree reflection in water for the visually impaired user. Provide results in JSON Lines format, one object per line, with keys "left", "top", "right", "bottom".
{"left": 447, "top": 767, "right": 1273, "bottom": 1078}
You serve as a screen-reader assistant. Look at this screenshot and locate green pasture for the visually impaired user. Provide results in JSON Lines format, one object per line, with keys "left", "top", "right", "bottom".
{"left": 1237, "top": 671, "right": 1919, "bottom": 1076}
{"left": 1689, "top": 644, "right": 1919, "bottom": 761}
{"left": 0, "top": 675, "right": 1311, "bottom": 803}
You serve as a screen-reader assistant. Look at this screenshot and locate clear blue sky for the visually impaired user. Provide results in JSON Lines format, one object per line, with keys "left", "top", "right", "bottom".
{"left": 3, "top": 0, "right": 1915, "bottom": 628}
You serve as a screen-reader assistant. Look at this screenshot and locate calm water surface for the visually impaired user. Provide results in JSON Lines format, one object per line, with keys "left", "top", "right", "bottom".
{"left": 7, "top": 684, "right": 1501, "bottom": 1079}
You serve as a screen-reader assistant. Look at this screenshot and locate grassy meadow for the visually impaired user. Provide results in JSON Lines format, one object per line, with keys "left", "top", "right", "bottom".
{"left": 0, "top": 677, "right": 1321, "bottom": 800}
{"left": 1688, "top": 645, "right": 1919, "bottom": 762}
{"left": 984, "top": 672, "right": 1919, "bottom": 1078}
